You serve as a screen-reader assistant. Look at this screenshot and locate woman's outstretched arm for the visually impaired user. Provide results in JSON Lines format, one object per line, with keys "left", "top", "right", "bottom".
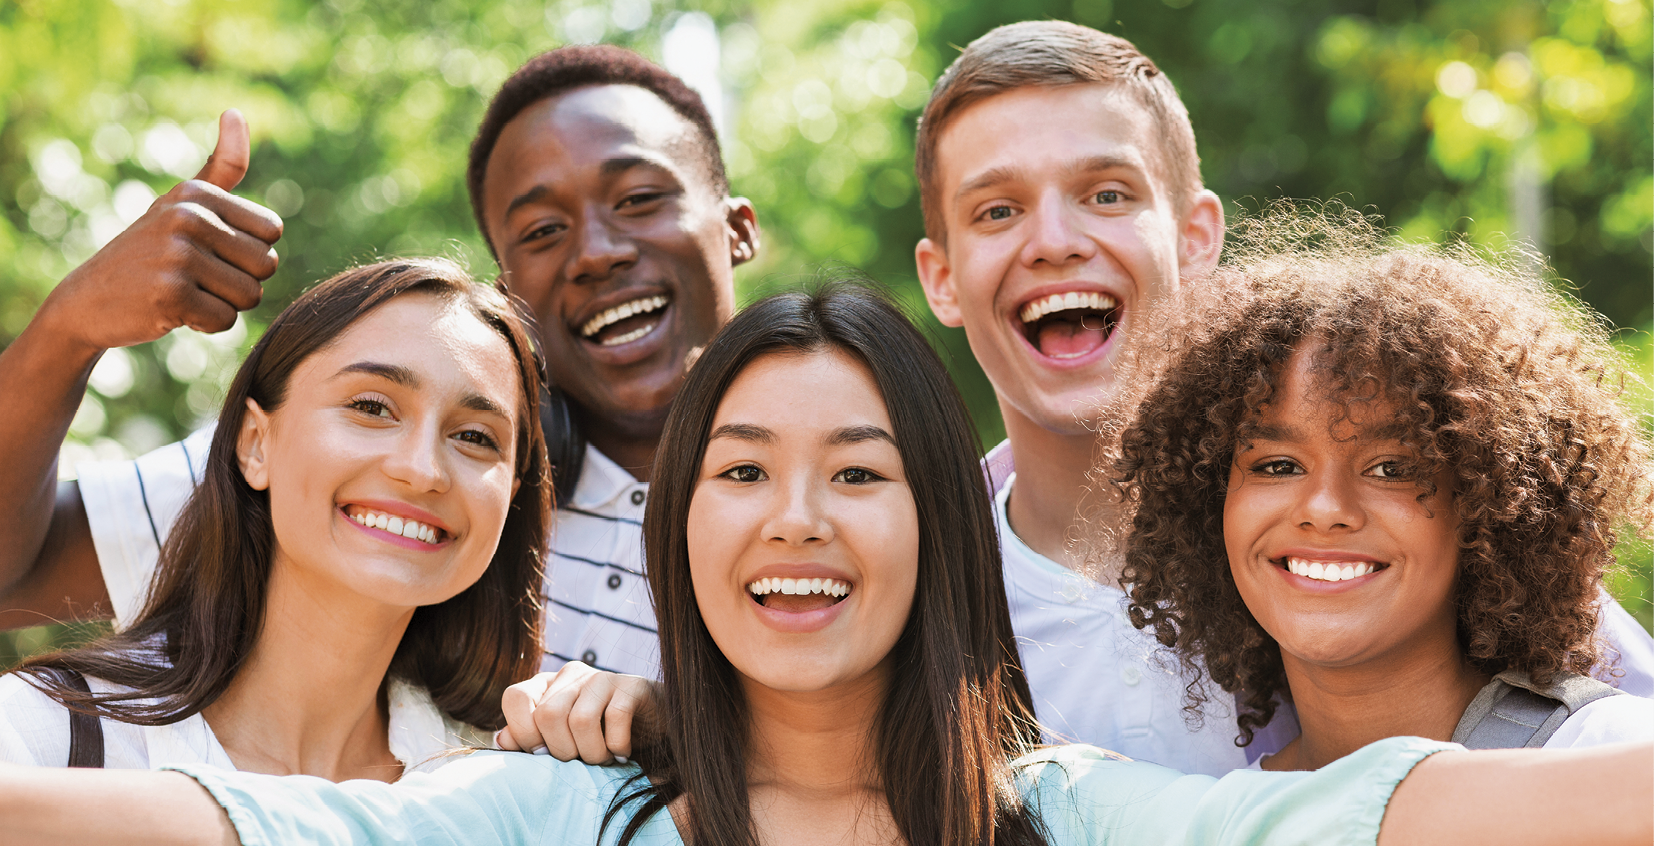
{"left": 0, "top": 764, "right": 235, "bottom": 846}
{"left": 1380, "top": 741, "right": 1652, "bottom": 846}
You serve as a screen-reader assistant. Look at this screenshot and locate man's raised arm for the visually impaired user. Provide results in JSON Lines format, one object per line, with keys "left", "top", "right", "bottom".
{"left": 0, "top": 110, "right": 280, "bottom": 630}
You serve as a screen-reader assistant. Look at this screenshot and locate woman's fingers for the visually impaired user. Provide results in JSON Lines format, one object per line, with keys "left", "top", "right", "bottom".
{"left": 498, "top": 673, "right": 554, "bottom": 752}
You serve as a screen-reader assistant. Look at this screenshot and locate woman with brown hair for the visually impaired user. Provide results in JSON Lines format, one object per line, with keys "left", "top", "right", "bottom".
{"left": 1112, "top": 211, "right": 1654, "bottom": 769}
{"left": 0, "top": 280, "right": 1648, "bottom": 845}
{"left": 0, "top": 257, "right": 549, "bottom": 780}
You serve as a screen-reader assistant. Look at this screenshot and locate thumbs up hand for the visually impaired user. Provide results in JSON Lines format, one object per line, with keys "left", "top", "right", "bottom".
{"left": 39, "top": 109, "right": 284, "bottom": 354}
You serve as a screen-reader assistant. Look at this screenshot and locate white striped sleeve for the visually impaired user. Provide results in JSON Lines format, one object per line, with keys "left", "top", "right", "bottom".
{"left": 76, "top": 426, "right": 215, "bottom": 627}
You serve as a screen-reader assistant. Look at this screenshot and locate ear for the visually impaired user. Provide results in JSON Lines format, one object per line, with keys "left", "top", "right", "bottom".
{"left": 915, "top": 237, "right": 964, "bottom": 328}
{"left": 1177, "top": 189, "right": 1225, "bottom": 283}
{"left": 237, "top": 397, "right": 273, "bottom": 491}
{"left": 724, "top": 197, "right": 761, "bottom": 267}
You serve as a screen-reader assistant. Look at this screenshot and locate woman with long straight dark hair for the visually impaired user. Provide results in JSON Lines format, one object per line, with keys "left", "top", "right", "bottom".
{"left": 0, "top": 257, "right": 549, "bottom": 779}
{"left": 0, "top": 280, "right": 1648, "bottom": 846}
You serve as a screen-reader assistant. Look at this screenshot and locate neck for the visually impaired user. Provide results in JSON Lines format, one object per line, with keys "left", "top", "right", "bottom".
{"left": 578, "top": 407, "right": 661, "bottom": 483}
{"left": 1268, "top": 633, "right": 1489, "bottom": 771}
{"left": 739, "top": 663, "right": 899, "bottom": 845}
{"left": 1000, "top": 401, "right": 1113, "bottom": 576}
{"left": 202, "top": 556, "right": 413, "bottom": 782}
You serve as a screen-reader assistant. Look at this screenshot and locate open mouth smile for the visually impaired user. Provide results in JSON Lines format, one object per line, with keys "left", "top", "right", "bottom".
{"left": 746, "top": 577, "right": 852, "bottom": 613}
{"left": 1017, "top": 291, "right": 1120, "bottom": 360}
{"left": 343, "top": 504, "right": 448, "bottom": 546}
{"left": 1277, "top": 556, "right": 1387, "bottom": 583}
{"left": 579, "top": 294, "right": 670, "bottom": 347}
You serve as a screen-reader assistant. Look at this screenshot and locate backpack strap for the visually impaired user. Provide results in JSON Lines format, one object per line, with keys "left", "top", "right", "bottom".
{"left": 42, "top": 668, "right": 106, "bottom": 768}
{"left": 1452, "top": 670, "right": 1622, "bottom": 750}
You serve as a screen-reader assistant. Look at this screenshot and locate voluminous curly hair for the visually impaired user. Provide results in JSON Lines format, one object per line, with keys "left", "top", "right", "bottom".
{"left": 1110, "top": 205, "right": 1654, "bottom": 746}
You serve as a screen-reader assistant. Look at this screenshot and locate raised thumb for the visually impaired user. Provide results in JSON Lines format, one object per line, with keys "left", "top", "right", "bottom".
{"left": 194, "top": 109, "right": 250, "bottom": 191}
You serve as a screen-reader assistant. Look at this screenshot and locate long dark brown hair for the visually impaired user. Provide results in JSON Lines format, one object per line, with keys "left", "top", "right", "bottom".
{"left": 604, "top": 277, "right": 1047, "bottom": 846}
{"left": 16, "top": 258, "right": 550, "bottom": 731}
{"left": 1110, "top": 208, "right": 1654, "bottom": 745}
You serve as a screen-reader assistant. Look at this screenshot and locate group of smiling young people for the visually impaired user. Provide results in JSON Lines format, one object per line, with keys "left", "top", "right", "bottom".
{"left": 0, "top": 19, "right": 1649, "bottom": 846}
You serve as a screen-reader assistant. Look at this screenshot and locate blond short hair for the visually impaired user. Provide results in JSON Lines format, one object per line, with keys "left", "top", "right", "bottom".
{"left": 915, "top": 21, "right": 1203, "bottom": 245}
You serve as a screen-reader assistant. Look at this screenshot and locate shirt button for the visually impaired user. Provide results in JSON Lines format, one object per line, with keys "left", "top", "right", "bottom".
{"left": 630, "top": 490, "right": 646, "bottom": 506}
{"left": 607, "top": 574, "right": 623, "bottom": 590}
{"left": 580, "top": 650, "right": 598, "bottom": 664}
{"left": 1121, "top": 665, "right": 1142, "bottom": 686}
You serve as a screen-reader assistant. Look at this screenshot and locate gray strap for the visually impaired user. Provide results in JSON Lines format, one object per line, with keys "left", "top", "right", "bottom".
{"left": 1452, "top": 671, "right": 1623, "bottom": 750}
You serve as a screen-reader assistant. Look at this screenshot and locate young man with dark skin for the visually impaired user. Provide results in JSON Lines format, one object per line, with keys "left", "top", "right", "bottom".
{"left": 0, "top": 47, "right": 759, "bottom": 680}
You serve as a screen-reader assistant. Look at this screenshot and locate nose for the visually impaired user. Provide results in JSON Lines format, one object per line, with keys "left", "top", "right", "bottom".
{"left": 1019, "top": 190, "right": 1097, "bottom": 269}
{"left": 566, "top": 210, "right": 639, "bottom": 285}
{"left": 1292, "top": 467, "right": 1364, "bottom": 533}
{"left": 381, "top": 419, "right": 451, "bottom": 494}
{"left": 761, "top": 472, "right": 834, "bottom": 547}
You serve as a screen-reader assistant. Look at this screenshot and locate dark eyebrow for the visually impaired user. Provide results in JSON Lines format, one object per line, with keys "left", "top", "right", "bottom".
{"left": 600, "top": 156, "right": 672, "bottom": 177}
{"left": 1246, "top": 422, "right": 1297, "bottom": 443}
{"left": 826, "top": 425, "right": 895, "bottom": 447}
{"left": 333, "top": 361, "right": 418, "bottom": 388}
{"left": 334, "top": 362, "right": 510, "bottom": 420}
{"left": 709, "top": 423, "right": 774, "bottom": 444}
{"left": 504, "top": 184, "right": 549, "bottom": 219}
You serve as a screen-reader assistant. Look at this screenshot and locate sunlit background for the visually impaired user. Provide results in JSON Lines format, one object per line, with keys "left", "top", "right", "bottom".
{"left": 2, "top": 0, "right": 1648, "bottom": 664}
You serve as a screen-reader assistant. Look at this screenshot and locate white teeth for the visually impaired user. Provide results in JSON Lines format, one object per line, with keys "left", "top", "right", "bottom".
{"left": 745, "top": 577, "right": 852, "bottom": 599}
{"left": 1285, "top": 557, "right": 1377, "bottom": 583}
{"left": 348, "top": 508, "right": 442, "bottom": 545}
{"left": 580, "top": 295, "right": 670, "bottom": 338}
{"left": 1017, "top": 291, "right": 1119, "bottom": 324}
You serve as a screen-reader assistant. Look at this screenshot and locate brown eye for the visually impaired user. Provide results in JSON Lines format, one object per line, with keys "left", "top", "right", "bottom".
{"left": 833, "top": 467, "right": 882, "bottom": 485}
{"left": 723, "top": 465, "right": 765, "bottom": 483}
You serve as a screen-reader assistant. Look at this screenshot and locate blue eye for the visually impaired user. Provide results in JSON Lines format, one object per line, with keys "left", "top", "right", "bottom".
{"left": 1094, "top": 190, "right": 1121, "bottom": 204}
{"left": 985, "top": 206, "right": 1013, "bottom": 221}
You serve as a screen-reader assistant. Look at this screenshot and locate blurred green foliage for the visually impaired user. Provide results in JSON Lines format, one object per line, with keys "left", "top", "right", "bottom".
{"left": 2, "top": 0, "right": 1648, "bottom": 668}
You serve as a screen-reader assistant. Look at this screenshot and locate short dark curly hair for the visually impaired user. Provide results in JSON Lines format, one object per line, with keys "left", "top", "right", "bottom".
{"left": 1110, "top": 206, "right": 1654, "bottom": 747}
{"left": 466, "top": 44, "right": 729, "bottom": 259}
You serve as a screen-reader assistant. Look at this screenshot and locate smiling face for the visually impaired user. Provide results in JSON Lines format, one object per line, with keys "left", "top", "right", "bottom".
{"left": 237, "top": 293, "right": 524, "bottom": 610}
{"left": 1223, "top": 349, "right": 1463, "bottom": 671}
{"left": 915, "top": 84, "right": 1222, "bottom": 435}
{"left": 685, "top": 349, "right": 919, "bottom": 695}
{"left": 481, "top": 84, "right": 757, "bottom": 442}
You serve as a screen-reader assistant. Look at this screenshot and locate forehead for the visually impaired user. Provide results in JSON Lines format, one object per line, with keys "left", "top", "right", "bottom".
{"left": 713, "top": 350, "right": 891, "bottom": 431}
{"left": 483, "top": 84, "right": 706, "bottom": 204}
{"left": 935, "top": 83, "right": 1167, "bottom": 199}
{"left": 1260, "top": 347, "right": 1403, "bottom": 432}
{"left": 298, "top": 294, "right": 521, "bottom": 406}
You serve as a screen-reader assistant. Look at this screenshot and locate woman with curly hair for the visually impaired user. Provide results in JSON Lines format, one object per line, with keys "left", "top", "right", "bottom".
{"left": 1113, "top": 211, "right": 1654, "bottom": 771}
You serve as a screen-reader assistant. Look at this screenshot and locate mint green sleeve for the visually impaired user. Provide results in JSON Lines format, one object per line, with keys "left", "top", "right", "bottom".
{"left": 1019, "top": 736, "right": 1456, "bottom": 846}
{"left": 167, "top": 750, "right": 662, "bottom": 846}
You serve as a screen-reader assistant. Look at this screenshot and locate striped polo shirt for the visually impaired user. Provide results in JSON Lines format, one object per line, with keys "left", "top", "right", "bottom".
{"left": 77, "top": 428, "right": 662, "bottom": 679}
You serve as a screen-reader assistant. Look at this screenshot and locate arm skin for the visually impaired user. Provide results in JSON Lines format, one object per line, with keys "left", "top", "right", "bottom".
{"left": 0, "top": 766, "right": 236, "bottom": 846}
{"left": 0, "top": 110, "right": 280, "bottom": 630}
{"left": 1380, "top": 742, "right": 1653, "bottom": 846}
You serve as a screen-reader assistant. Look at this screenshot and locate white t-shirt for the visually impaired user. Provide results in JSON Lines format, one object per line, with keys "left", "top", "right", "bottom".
{"left": 0, "top": 672, "right": 483, "bottom": 772}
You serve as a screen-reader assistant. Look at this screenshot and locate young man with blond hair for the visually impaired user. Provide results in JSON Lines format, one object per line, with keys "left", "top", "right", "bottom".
{"left": 912, "top": 20, "right": 1654, "bottom": 774}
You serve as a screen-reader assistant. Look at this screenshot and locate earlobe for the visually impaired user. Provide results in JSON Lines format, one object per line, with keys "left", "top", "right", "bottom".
{"left": 915, "top": 238, "right": 964, "bottom": 328}
{"left": 1178, "top": 190, "right": 1226, "bottom": 282}
{"left": 237, "top": 398, "right": 273, "bottom": 491}
{"left": 725, "top": 197, "right": 761, "bottom": 267}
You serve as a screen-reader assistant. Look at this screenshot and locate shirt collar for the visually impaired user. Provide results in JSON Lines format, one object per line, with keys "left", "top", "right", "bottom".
{"left": 570, "top": 443, "right": 646, "bottom": 511}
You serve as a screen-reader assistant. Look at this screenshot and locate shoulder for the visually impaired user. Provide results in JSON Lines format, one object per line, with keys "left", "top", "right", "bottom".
{"left": 391, "top": 752, "right": 651, "bottom": 838}
{"left": 1547, "top": 693, "right": 1654, "bottom": 748}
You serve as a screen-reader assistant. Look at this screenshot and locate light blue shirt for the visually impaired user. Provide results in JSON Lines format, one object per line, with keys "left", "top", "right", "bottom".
{"left": 173, "top": 736, "right": 1451, "bottom": 846}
